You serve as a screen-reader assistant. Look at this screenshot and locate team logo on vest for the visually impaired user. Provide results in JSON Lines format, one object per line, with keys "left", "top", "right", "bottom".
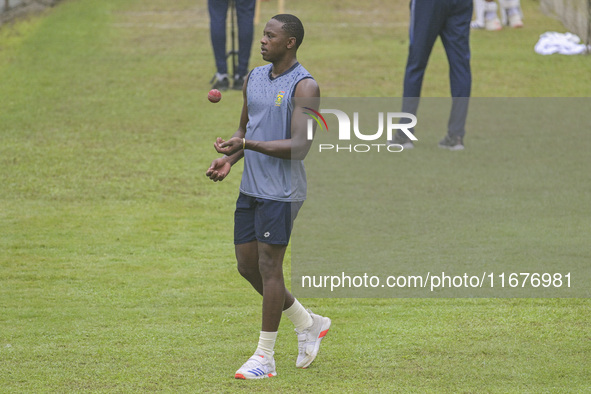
{"left": 275, "top": 91, "right": 286, "bottom": 106}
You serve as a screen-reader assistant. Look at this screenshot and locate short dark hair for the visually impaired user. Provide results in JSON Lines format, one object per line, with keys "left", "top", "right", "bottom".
{"left": 272, "top": 14, "right": 304, "bottom": 49}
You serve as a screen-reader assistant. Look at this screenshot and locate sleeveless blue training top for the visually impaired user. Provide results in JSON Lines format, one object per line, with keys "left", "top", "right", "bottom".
{"left": 239, "top": 62, "right": 313, "bottom": 202}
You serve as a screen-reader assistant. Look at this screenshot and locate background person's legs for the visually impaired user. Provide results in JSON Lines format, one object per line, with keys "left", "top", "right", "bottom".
{"left": 398, "top": 0, "right": 447, "bottom": 141}
{"left": 208, "top": 0, "right": 230, "bottom": 89}
{"left": 440, "top": 0, "right": 472, "bottom": 139}
{"left": 235, "top": 0, "right": 256, "bottom": 80}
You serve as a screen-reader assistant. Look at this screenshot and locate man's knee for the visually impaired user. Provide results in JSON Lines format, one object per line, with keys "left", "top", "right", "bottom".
{"left": 258, "top": 256, "right": 283, "bottom": 281}
{"left": 237, "top": 260, "right": 258, "bottom": 281}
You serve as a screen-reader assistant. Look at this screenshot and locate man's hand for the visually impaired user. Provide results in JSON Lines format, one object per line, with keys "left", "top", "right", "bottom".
{"left": 214, "top": 136, "right": 244, "bottom": 156}
{"left": 206, "top": 157, "right": 232, "bottom": 182}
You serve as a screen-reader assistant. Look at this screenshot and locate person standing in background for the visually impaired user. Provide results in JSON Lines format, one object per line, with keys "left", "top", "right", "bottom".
{"left": 390, "top": 0, "right": 473, "bottom": 151}
{"left": 208, "top": 0, "right": 256, "bottom": 90}
{"left": 471, "top": 0, "right": 524, "bottom": 31}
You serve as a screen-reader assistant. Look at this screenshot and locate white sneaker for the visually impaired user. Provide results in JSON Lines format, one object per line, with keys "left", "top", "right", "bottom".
{"left": 295, "top": 311, "right": 331, "bottom": 368}
{"left": 485, "top": 17, "right": 502, "bottom": 31}
{"left": 234, "top": 351, "right": 277, "bottom": 379}
{"left": 508, "top": 13, "right": 523, "bottom": 28}
{"left": 470, "top": 21, "right": 484, "bottom": 30}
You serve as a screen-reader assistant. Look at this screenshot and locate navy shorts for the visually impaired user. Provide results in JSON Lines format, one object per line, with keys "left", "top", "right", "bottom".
{"left": 234, "top": 193, "right": 304, "bottom": 245}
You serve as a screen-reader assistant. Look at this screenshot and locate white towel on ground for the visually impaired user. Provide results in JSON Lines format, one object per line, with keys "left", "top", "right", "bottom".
{"left": 534, "top": 32, "right": 589, "bottom": 55}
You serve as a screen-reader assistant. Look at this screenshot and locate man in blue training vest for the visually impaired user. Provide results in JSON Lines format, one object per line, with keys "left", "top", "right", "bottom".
{"left": 206, "top": 14, "right": 331, "bottom": 380}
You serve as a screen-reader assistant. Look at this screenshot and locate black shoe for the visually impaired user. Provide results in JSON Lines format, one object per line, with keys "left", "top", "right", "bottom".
{"left": 211, "top": 73, "right": 230, "bottom": 91}
{"left": 438, "top": 135, "right": 464, "bottom": 151}
{"left": 233, "top": 75, "right": 246, "bottom": 91}
{"left": 388, "top": 133, "right": 414, "bottom": 149}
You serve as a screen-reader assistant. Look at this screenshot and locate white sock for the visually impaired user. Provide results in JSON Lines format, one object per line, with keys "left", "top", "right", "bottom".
{"left": 256, "top": 331, "right": 277, "bottom": 359}
{"left": 283, "top": 299, "right": 313, "bottom": 331}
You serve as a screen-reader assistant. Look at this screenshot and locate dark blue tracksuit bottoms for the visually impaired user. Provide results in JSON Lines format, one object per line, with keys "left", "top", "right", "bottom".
{"left": 208, "top": 0, "right": 256, "bottom": 77}
{"left": 402, "top": 0, "right": 473, "bottom": 138}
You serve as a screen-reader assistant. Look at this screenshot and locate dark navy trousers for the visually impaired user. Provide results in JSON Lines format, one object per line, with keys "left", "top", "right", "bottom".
{"left": 208, "top": 0, "right": 256, "bottom": 77}
{"left": 402, "top": 0, "right": 473, "bottom": 138}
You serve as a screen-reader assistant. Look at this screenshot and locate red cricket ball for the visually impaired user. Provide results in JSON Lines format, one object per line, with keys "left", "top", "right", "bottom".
{"left": 208, "top": 89, "right": 222, "bottom": 103}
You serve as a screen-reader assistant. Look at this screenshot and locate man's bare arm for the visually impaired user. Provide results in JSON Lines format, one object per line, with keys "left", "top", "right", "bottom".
{"left": 205, "top": 73, "right": 250, "bottom": 181}
{"left": 215, "top": 78, "right": 320, "bottom": 160}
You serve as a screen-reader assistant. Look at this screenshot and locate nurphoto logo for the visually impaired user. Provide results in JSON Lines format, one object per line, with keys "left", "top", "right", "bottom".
{"left": 304, "top": 108, "right": 417, "bottom": 153}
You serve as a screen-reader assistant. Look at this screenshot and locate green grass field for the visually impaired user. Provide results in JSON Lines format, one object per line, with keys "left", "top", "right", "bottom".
{"left": 1, "top": 0, "right": 590, "bottom": 391}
